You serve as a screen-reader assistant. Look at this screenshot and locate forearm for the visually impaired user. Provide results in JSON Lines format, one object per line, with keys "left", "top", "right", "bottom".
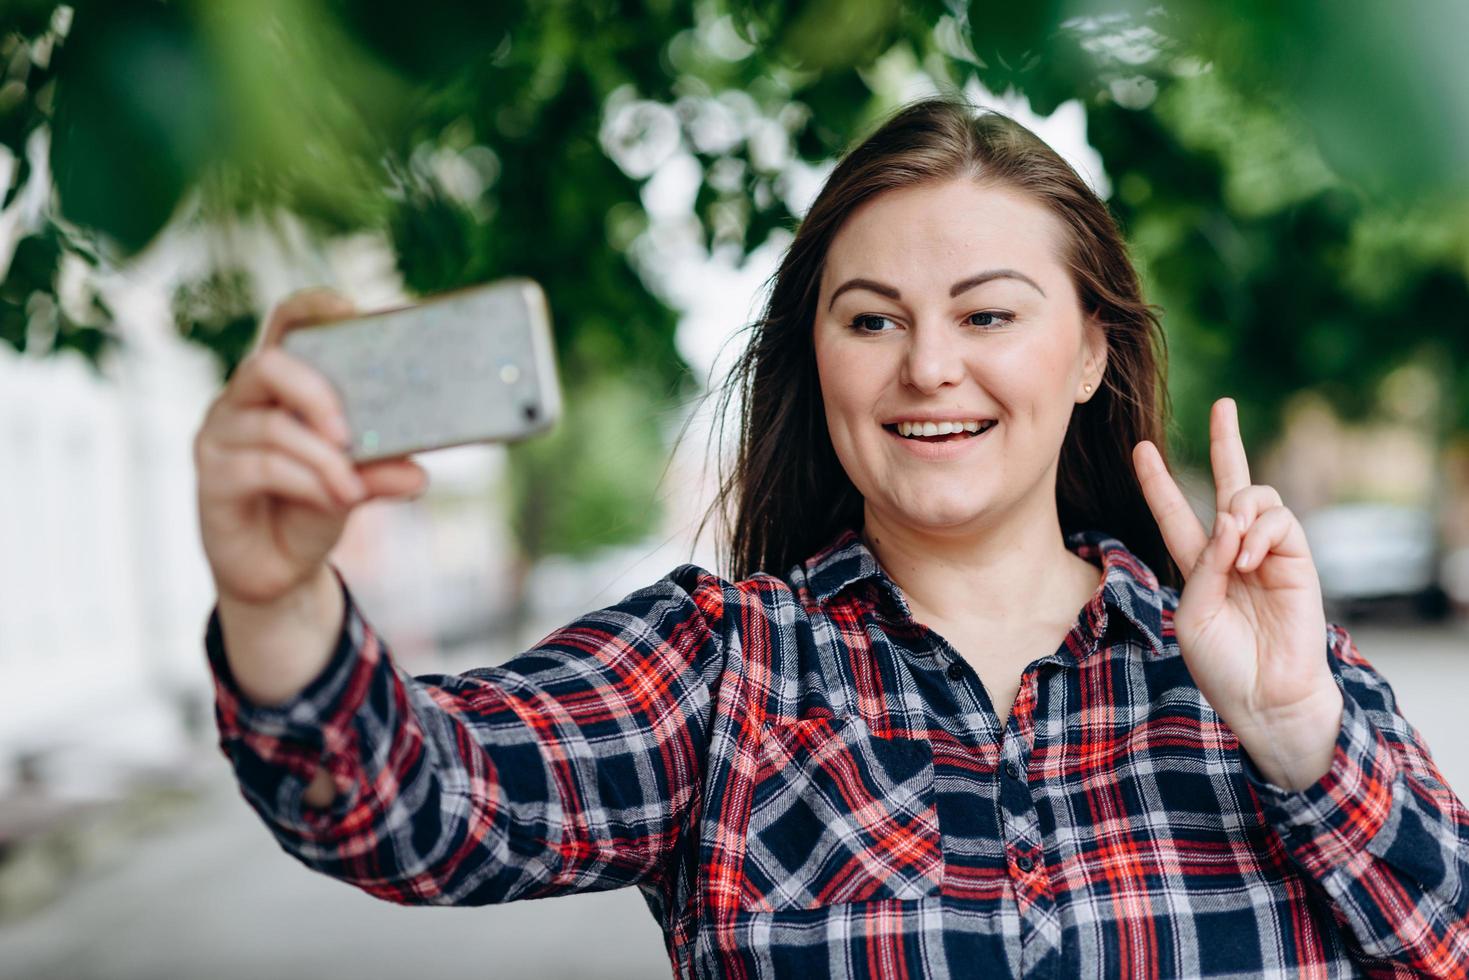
{"left": 207, "top": 565, "right": 726, "bottom": 907}
{"left": 1246, "top": 628, "right": 1469, "bottom": 974}
{"left": 209, "top": 589, "right": 509, "bottom": 900}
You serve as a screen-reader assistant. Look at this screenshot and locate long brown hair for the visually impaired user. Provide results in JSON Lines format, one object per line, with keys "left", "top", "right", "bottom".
{"left": 696, "top": 97, "right": 1182, "bottom": 590}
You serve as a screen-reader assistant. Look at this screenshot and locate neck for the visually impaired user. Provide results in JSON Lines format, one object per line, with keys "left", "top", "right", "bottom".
{"left": 860, "top": 496, "right": 1097, "bottom": 628}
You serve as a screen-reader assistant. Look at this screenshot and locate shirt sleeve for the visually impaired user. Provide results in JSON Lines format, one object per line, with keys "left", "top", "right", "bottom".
{"left": 205, "top": 561, "right": 729, "bottom": 907}
{"left": 1243, "top": 621, "right": 1469, "bottom": 976}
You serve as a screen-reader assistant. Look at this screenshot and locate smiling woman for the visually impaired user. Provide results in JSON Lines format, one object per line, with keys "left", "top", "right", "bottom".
{"left": 703, "top": 106, "right": 1178, "bottom": 600}
{"left": 200, "top": 98, "right": 1469, "bottom": 980}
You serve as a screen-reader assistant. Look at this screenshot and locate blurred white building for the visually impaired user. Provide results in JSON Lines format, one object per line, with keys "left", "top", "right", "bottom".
{"left": 0, "top": 217, "right": 479, "bottom": 801}
{"left": 0, "top": 328, "right": 216, "bottom": 798}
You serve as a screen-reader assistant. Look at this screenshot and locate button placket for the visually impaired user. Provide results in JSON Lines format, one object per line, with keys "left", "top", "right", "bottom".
{"left": 999, "top": 758, "right": 1038, "bottom": 868}
{"left": 998, "top": 677, "right": 1060, "bottom": 971}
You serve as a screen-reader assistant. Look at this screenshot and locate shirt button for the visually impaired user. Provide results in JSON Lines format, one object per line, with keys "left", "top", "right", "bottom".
{"left": 946, "top": 661, "right": 965, "bottom": 681}
{"left": 1004, "top": 761, "right": 1021, "bottom": 780}
{"left": 1016, "top": 854, "right": 1034, "bottom": 873}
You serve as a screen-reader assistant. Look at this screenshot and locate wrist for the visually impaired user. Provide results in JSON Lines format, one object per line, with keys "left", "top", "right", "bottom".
{"left": 1234, "top": 684, "right": 1345, "bottom": 791}
{"left": 217, "top": 563, "right": 345, "bottom": 707}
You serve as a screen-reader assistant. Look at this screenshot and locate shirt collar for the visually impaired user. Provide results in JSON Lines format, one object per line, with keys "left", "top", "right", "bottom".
{"left": 798, "top": 527, "right": 1170, "bottom": 660}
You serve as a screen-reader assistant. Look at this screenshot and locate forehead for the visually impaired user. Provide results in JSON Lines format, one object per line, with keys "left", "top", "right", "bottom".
{"left": 822, "top": 179, "right": 1069, "bottom": 293}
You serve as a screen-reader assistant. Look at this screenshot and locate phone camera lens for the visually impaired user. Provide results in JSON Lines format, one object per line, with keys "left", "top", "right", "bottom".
{"left": 523, "top": 404, "right": 538, "bottom": 421}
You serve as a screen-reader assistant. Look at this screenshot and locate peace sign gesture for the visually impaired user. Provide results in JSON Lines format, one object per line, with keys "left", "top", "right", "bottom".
{"left": 1132, "top": 397, "right": 1344, "bottom": 791}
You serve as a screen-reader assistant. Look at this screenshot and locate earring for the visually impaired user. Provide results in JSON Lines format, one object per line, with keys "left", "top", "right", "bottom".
{"left": 1083, "top": 383, "right": 1093, "bottom": 393}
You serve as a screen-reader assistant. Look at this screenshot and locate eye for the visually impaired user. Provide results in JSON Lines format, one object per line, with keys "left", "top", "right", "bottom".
{"left": 966, "top": 310, "right": 1015, "bottom": 329}
{"left": 848, "top": 313, "right": 899, "bottom": 334}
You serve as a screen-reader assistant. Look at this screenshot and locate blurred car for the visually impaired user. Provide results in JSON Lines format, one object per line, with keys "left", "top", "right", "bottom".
{"left": 1301, "top": 502, "right": 1451, "bottom": 620}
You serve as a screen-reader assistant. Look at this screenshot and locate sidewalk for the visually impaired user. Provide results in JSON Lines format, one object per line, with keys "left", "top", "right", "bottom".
{"left": 0, "top": 754, "right": 668, "bottom": 980}
{"left": 0, "top": 752, "right": 215, "bottom": 923}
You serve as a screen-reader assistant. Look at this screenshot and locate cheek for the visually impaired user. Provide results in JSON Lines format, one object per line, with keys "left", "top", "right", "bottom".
{"left": 993, "top": 338, "right": 1080, "bottom": 409}
{"left": 815, "top": 333, "right": 880, "bottom": 422}
{"left": 814, "top": 338, "right": 887, "bottom": 490}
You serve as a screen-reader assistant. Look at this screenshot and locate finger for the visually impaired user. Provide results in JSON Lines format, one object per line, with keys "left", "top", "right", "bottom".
{"left": 1187, "top": 511, "right": 1243, "bottom": 611}
{"left": 1132, "top": 440, "right": 1208, "bottom": 577}
{"left": 1235, "top": 504, "right": 1309, "bottom": 573}
{"left": 357, "top": 457, "right": 430, "bottom": 501}
{"left": 201, "top": 445, "right": 344, "bottom": 515}
{"left": 211, "top": 407, "right": 366, "bottom": 508}
{"left": 1211, "top": 397, "right": 1252, "bottom": 517}
{"left": 258, "top": 288, "right": 356, "bottom": 350}
{"left": 1226, "top": 484, "right": 1284, "bottom": 534}
{"left": 225, "top": 348, "right": 351, "bottom": 447}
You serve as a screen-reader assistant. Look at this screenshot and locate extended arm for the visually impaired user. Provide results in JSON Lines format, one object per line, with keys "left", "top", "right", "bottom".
{"left": 207, "top": 562, "right": 727, "bottom": 906}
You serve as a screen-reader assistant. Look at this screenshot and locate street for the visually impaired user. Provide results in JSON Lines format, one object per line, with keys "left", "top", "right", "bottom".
{"left": 0, "top": 619, "right": 1464, "bottom": 980}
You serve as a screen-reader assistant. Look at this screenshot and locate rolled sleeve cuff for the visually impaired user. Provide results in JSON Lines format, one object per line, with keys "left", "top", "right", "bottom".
{"left": 1245, "top": 687, "right": 1402, "bottom": 879}
{"left": 205, "top": 565, "right": 383, "bottom": 834}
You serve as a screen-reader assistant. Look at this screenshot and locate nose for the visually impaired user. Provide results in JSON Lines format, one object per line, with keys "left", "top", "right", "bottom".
{"left": 899, "top": 320, "right": 966, "bottom": 393}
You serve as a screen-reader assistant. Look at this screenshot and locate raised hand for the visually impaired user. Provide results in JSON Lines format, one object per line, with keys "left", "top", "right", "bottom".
{"left": 1132, "top": 397, "right": 1343, "bottom": 790}
{"left": 194, "top": 288, "right": 429, "bottom": 607}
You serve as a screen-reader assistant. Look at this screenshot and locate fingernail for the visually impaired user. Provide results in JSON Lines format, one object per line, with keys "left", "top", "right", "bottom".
{"left": 1236, "top": 550, "right": 1251, "bottom": 569}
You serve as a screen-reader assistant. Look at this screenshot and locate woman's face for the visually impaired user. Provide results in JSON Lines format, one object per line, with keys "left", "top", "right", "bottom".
{"left": 813, "top": 178, "right": 1107, "bottom": 538}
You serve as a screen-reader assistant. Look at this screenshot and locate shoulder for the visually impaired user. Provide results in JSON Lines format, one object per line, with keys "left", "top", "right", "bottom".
{"left": 616, "top": 561, "right": 804, "bottom": 637}
{"left": 643, "top": 528, "right": 866, "bottom": 624}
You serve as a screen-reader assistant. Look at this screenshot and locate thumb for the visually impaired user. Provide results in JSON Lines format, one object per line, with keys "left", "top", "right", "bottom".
{"left": 1186, "top": 512, "right": 1241, "bottom": 612}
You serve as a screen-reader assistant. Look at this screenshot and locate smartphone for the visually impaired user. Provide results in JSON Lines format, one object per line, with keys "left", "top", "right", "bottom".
{"left": 281, "top": 277, "right": 562, "bottom": 462}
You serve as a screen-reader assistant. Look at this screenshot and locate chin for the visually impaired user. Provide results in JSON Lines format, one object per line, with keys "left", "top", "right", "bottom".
{"left": 914, "top": 513, "right": 990, "bottom": 534}
{"left": 882, "top": 499, "right": 991, "bottom": 533}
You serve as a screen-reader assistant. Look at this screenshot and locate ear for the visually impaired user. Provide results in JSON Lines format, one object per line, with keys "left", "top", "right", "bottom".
{"left": 1078, "top": 317, "right": 1109, "bottom": 402}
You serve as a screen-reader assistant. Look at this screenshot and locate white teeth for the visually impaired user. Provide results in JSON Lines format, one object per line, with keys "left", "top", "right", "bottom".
{"left": 893, "top": 419, "right": 993, "bottom": 438}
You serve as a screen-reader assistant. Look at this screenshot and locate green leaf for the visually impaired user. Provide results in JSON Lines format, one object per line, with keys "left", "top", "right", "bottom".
{"left": 49, "top": 1, "right": 225, "bottom": 253}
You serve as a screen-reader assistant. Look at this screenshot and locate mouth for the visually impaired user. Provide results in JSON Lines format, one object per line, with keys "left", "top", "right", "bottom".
{"left": 881, "top": 419, "right": 998, "bottom": 443}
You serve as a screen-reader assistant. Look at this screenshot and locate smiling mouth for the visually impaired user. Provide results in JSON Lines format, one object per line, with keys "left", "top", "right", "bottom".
{"left": 882, "top": 420, "right": 997, "bottom": 442}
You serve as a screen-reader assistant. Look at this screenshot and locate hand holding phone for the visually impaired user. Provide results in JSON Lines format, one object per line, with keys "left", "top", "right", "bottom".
{"left": 193, "top": 289, "right": 433, "bottom": 613}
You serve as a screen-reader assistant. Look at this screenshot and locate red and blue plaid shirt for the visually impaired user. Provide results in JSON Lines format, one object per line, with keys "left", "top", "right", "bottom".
{"left": 208, "top": 527, "right": 1469, "bottom": 978}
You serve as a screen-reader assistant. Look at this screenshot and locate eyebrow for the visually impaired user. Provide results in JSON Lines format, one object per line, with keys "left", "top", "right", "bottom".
{"left": 826, "top": 269, "right": 1046, "bottom": 311}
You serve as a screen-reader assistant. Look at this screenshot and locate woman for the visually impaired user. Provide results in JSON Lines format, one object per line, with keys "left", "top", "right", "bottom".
{"left": 195, "top": 99, "right": 1469, "bottom": 978}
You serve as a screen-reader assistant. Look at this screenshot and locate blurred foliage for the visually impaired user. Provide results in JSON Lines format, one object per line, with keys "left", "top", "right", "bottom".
{"left": 2, "top": 0, "right": 1468, "bottom": 569}
{"left": 171, "top": 266, "right": 258, "bottom": 375}
{"left": 0, "top": 222, "right": 114, "bottom": 360}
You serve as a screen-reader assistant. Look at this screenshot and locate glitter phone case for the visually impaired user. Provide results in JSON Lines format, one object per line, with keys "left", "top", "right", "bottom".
{"left": 281, "top": 277, "right": 561, "bottom": 462}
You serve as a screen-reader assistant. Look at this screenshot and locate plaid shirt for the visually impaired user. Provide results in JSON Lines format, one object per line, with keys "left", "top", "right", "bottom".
{"left": 208, "top": 527, "right": 1469, "bottom": 978}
